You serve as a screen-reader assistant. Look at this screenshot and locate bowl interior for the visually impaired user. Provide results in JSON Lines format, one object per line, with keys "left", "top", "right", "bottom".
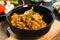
{"left": 6, "top": 5, "right": 54, "bottom": 30}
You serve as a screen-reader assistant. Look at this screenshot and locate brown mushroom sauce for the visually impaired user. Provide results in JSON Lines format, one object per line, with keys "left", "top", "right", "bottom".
{"left": 10, "top": 9, "right": 47, "bottom": 30}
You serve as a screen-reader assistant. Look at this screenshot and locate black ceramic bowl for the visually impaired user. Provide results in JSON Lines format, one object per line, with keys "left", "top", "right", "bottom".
{"left": 6, "top": 5, "right": 55, "bottom": 37}
{"left": 0, "top": 13, "right": 6, "bottom": 22}
{"left": 53, "top": 9, "right": 60, "bottom": 21}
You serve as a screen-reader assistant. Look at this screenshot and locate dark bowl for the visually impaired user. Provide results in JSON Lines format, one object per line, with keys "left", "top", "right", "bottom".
{"left": 53, "top": 9, "right": 60, "bottom": 21}
{"left": 0, "top": 13, "right": 6, "bottom": 22}
{"left": 6, "top": 5, "right": 55, "bottom": 37}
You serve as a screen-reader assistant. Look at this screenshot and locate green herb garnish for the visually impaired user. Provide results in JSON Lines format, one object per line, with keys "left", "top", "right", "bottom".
{"left": 25, "top": 7, "right": 34, "bottom": 23}
{"left": 25, "top": 13, "right": 32, "bottom": 23}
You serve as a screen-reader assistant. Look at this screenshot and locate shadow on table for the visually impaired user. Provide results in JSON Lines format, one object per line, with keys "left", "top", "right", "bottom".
{"left": 1, "top": 20, "right": 10, "bottom": 37}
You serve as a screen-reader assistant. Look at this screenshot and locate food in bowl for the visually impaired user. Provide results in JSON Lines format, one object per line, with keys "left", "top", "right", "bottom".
{"left": 10, "top": 7, "right": 47, "bottom": 30}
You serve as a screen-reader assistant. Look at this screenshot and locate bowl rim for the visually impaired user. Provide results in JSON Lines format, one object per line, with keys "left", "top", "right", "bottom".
{"left": 6, "top": 5, "right": 55, "bottom": 30}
